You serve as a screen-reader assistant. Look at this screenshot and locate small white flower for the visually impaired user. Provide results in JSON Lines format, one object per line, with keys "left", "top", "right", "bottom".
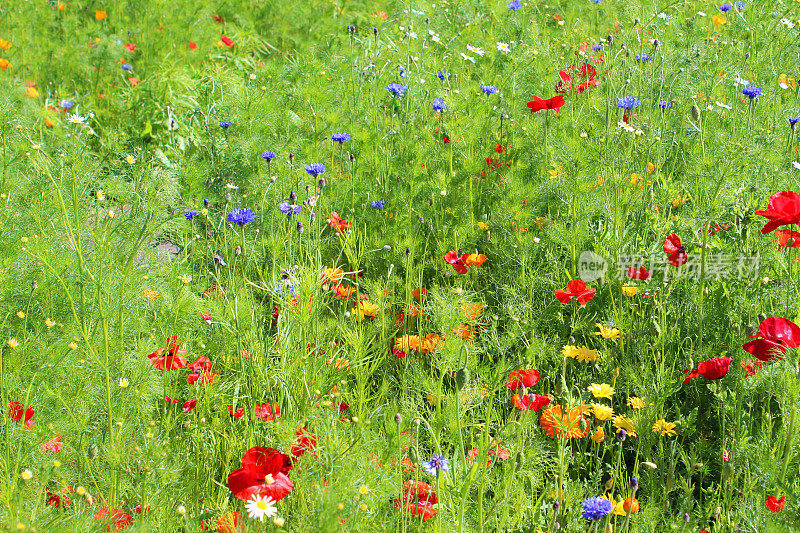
{"left": 467, "top": 44, "right": 485, "bottom": 56}
{"left": 496, "top": 42, "right": 511, "bottom": 54}
{"left": 617, "top": 121, "right": 635, "bottom": 133}
{"left": 225, "top": 183, "right": 239, "bottom": 190}
{"left": 715, "top": 101, "right": 732, "bottom": 110}
{"left": 67, "top": 114, "right": 86, "bottom": 124}
{"left": 657, "top": 12, "right": 669, "bottom": 20}
{"left": 460, "top": 53, "right": 475, "bottom": 63}
{"left": 781, "top": 18, "right": 795, "bottom": 29}
{"left": 793, "top": 161, "right": 800, "bottom": 170}
{"left": 781, "top": 82, "right": 790, "bottom": 89}
{"left": 697, "top": 10, "right": 706, "bottom": 16}
{"left": 405, "top": 31, "right": 418, "bottom": 39}
{"left": 21, "top": 469, "right": 32, "bottom": 480}
{"left": 245, "top": 495, "right": 277, "bottom": 521}
{"left": 734, "top": 76, "right": 749, "bottom": 86}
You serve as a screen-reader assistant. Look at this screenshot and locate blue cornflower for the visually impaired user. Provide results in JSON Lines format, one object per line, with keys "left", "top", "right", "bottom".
{"left": 274, "top": 279, "right": 296, "bottom": 299}
{"left": 305, "top": 163, "right": 326, "bottom": 177}
{"left": 278, "top": 202, "right": 302, "bottom": 215}
{"left": 371, "top": 200, "right": 386, "bottom": 209}
{"left": 636, "top": 54, "right": 653, "bottom": 62}
{"left": 742, "top": 86, "right": 762, "bottom": 99}
{"left": 790, "top": 118, "right": 799, "bottom": 130}
{"left": 262, "top": 150, "right": 276, "bottom": 161}
{"left": 387, "top": 83, "right": 408, "bottom": 97}
{"left": 590, "top": 0, "right": 602, "bottom": 4}
{"left": 658, "top": 100, "right": 673, "bottom": 109}
{"left": 432, "top": 98, "right": 448, "bottom": 111}
{"left": 592, "top": 44, "right": 604, "bottom": 51}
{"left": 735, "top": 0, "right": 745, "bottom": 9}
{"left": 332, "top": 132, "right": 351, "bottom": 143}
{"left": 422, "top": 454, "right": 450, "bottom": 476}
{"left": 437, "top": 71, "right": 449, "bottom": 80}
{"left": 398, "top": 68, "right": 407, "bottom": 78}
{"left": 480, "top": 85, "right": 499, "bottom": 95}
{"left": 227, "top": 208, "right": 255, "bottom": 225}
{"left": 121, "top": 63, "right": 133, "bottom": 71}
{"left": 719, "top": 3, "right": 732, "bottom": 11}
{"left": 219, "top": 121, "right": 232, "bottom": 129}
{"left": 60, "top": 100, "right": 74, "bottom": 109}
{"left": 185, "top": 210, "right": 199, "bottom": 220}
{"left": 582, "top": 497, "right": 613, "bottom": 521}
{"left": 617, "top": 96, "right": 641, "bottom": 110}
{"left": 508, "top": 1, "right": 522, "bottom": 10}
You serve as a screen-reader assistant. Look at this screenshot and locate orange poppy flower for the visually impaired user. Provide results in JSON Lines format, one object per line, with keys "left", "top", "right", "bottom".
{"left": 395, "top": 335, "right": 420, "bottom": 352}
{"left": 420, "top": 333, "right": 444, "bottom": 354}
{"left": 454, "top": 324, "right": 475, "bottom": 339}
{"left": 403, "top": 304, "right": 422, "bottom": 317}
{"left": 412, "top": 288, "right": 428, "bottom": 302}
{"left": 464, "top": 252, "right": 487, "bottom": 267}
{"left": 0, "top": 59, "right": 10, "bottom": 70}
{"left": 540, "top": 405, "right": 591, "bottom": 439}
{"left": 331, "top": 284, "right": 357, "bottom": 300}
{"left": 321, "top": 267, "right": 344, "bottom": 285}
{"left": 95, "top": 10, "right": 108, "bottom": 20}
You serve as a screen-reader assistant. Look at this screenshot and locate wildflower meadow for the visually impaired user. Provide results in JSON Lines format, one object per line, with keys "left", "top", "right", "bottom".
{"left": 2, "top": 0, "right": 800, "bottom": 531}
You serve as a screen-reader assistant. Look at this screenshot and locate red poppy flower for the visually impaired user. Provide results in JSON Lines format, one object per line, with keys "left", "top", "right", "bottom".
{"left": 741, "top": 359, "right": 765, "bottom": 378}
{"left": 291, "top": 427, "right": 317, "bottom": 458}
{"left": 683, "top": 368, "right": 700, "bottom": 383}
{"left": 511, "top": 393, "right": 551, "bottom": 411}
{"left": 220, "top": 36, "right": 234, "bottom": 48}
{"left": 8, "top": 401, "right": 35, "bottom": 429}
{"left": 626, "top": 266, "right": 651, "bottom": 280}
{"left": 188, "top": 41, "right": 198, "bottom": 49}
{"left": 187, "top": 371, "right": 218, "bottom": 385}
{"left": 742, "top": 316, "right": 800, "bottom": 362}
{"left": 228, "top": 406, "right": 244, "bottom": 417}
{"left": 775, "top": 229, "right": 800, "bottom": 249}
{"left": 327, "top": 211, "right": 352, "bottom": 233}
{"left": 555, "top": 279, "right": 596, "bottom": 304}
{"left": 527, "top": 95, "right": 566, "bottom": 113}
{"left": 182, "top": 399, "right": 198, "bottom": 413}
{"left": 394, "top": 480, "right": 438, "bottom": 521}
{"left": 188, "top": 356, "right": 212, "bottom": 374}
{"left": 47, "top": 488, "right": 72, "bottom": 508}
{"left": 42, "top": 434, "right": 63, "bottom": 452}
{"left": 227, "top": 447, "right": 294, "bottom": 501}
{"left": 444, "top": 251, "right": 469, "bottom": 274}
{"left": 663, "top": 233, "right": 687, "bottom": 267}
{"left": 93, "top": 508, "right": 133, "bottom": 532}
{"left": 255, "top": 403, "right": 281, "bottom": 422}
{"left": 506, "top": 369, "right": 540, "bottom": 389}
{"left": 697, "top": 356, "right": 732, "bottom": 380}
{"left": 212, "top": 14, "right": 224, "bottom": 23}
{"left": 556, "top": 63, "right": 600, "bottom": 93}
{"left": 124, "top": 43, "right": 136, "bottom": 52}
{"left": 147, "top": 336, "right": 188, "bottom": 371}
{"left": 755, "top": 191, "right": 800, "bottom": 234}
{"left": 766, "top": 495, "right": 786, "bottom": 512}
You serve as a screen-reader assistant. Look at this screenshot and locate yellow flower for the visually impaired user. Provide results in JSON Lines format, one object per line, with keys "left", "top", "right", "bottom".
{"left": 119, "top": 378, "right": 129, "bottom": 388}
{"left": 16, "top": 311, "right": 25, "bottom": 319}
{"left": 595, "top": 323, "right": 623, "bottom": 339}
{"left": 779, "top": 74, "right": 798, "bottom": 90}
{"left": 588, "top": 383, "right": 615, "bottom": 400}
{"left": 592, "top": 403, "right": 614, "bottom": 421}
{"left": 647, "top": 161, "right": 658, "bottom": 174}
{"left": 358, "top": 485, "right": 369, "bottom": 495}
{"left": 0, "top": 59, "right": 10, "bottom": 70}
{"left": 75, "top": 486, "right": 86, "bottom": 496}
{"left": 53, "top": 460, "right": 61, "bottom": 467}
{"left": 352, "top": 300, "right": 379, "bottom": 321}
{"left": 652, "top": 419, "right": 677, "bottom": 437}
{"left": 627, "top": 397, "right": 647, "bottom": 409}
{"left": 562, "top": 345, "right": 600, "bottom": 363}
{"left": 670, "top": 195, "right": 688, "bottom": 208}
{"left": 534, "top": 217, "right": 548, "bottom": 230}
{"left": 477, "top": 221, "right": 489, "bottom": 231}
{"left": 0, "top": 38, "right": 12, "bottom": 50}
{"left": 603, "top": 493, "right": 627, "bottom": 516}
{"left": 141, "top": 288, "right": 161, "bottom": 301}
{"left": 200, "top": 208, "right": 208, "bottom": 216}
{"left": 592, "top": 426, "right": 605, "bottom": 443}
{"left": 612, "top": 415, "right": 637, "bottom": 437}
{"left": 68, "top": 342, "right": 78, "bottom": 350}
{"left": 562, "top": 345, "right": 580, "bottom": 359}
{"left": 622, "top": 286, "right": 639, "bottom": 297}
{"left": 45, "top": 318, "right": 55, "bottom": 328}
{"left": 712, "top": 14, "right": 726, "bottom": 25}
{"left": 126, "top": 155, "right": 136, "bottom": 164}
{"left": 20, "top": 469, "right": 32, "bottom": 480}
{"left": 26, "top": 87, "right": 40, "bottom": 98}
{"left": 7, "top": 338, "right": 19, "bottom": 349}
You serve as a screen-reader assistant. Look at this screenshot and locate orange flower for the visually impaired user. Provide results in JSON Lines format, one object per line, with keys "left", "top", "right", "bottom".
{"left": 539, "top": 405, "right": 591, "bottom": 439}
{"left": 0, "top": 59, "right": 10, "bottom": 70}
{"left": 331, "top": 284, "right": 356, "bottom": 300}
{"left": 95, "top": 10, "right": 108, "bottom": 20}
{"left": 45, "top": 118, "right": 55, "bottom": 128}
{"left": 461, "top": 302, "right": 485, "bottom": 319}
{"left": 395, "top": 335, "right": 420, "bottom": 352}
{"left": 454, "top": 324, "right": 475, "bottom": 339}
{"left": 420, "top": 333, "right": 444, "bottom": 354}
{"left": 25, "top": 87, "right": 39, "bottom": 98}
{"left": 403, "top": 304, "right": 422, "bottom": 317}
{"left": 412, "top": 288, "right": 428, "bottom": 302}
{"left": 464, "top": 252, "right": 487, "bottom": 267}
{"left": 0, "top": 38, "right": 11, "bottom": 51}
{"left": 57, "top": 3, "right": 66, "bottom": 11}
{"left": 141, "top": 288, "right": 161, "bottom": 301}
{"left": 128, "top": 77, "right": 140, "bottom": 87}
{"left": 321, "top": 267, "right": 344, "bottom": 284}
{"left": 327, "top": 211, "right": 352, "bottom": 233}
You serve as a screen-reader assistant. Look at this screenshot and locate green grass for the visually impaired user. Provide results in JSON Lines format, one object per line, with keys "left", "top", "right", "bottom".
{"left": 0, "top": 0, "right": 799, "bottom": 531}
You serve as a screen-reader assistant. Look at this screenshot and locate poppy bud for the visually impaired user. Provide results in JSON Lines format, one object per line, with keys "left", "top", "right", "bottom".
{"left": 394, "top": 413, "right": 402, "bottom": 424}
{"left": 319, "top": 177, "right": 327, "bottom": 188}
{"left": 714, "top": 506, "right": 722, "bottom": 519}
{"left": 554, "top": 523, "right": 560, "bottom": 531}
{"left": 553, "top": 501, "right": 560, "bottom": 511}
{"left": 234, "top": 246, "right": 241, "bottom": 256}
{"left": 382, "top": 245, "right": 391, "bottom": 251}
{"left": 683, "top": 513, "right": 690, "bottom": 523}
{"left": 607, "top": 35, "right": 614, "bottom": 45}
{"left": 310, "top": 211, "right": 316, "bottom": 222}
{"left": 305, "top": 184, "right": 310, "bottom": 193}
{"left": 691, "top": 104, "right": 701, "bottom": 122}
{"left": 758, "top": 313, "right": 767, "bottom": 323}
{"left": 224, "top": 193, "right": 231, "bottom": 202}
{"left": 745, "top": 52, "right": 751, "bottom": 59}
{"left": 31, "top": 280, "right": 37, "bottom": 290}
{"left": 428, "top": 225, "right": 433, "bottom": 232}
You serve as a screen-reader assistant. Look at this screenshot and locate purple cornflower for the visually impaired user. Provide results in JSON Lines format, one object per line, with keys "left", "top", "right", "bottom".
{"left": 437, "top": 71, "right": 449, "bottom": 80}
{"left": 742, "top": 86, "right": 762, "bottom": 99}
{"left": 331, "top": 132, "right": 351, "bottom": 143}
{"left": 185, "top": 210, "right": 199, "bottom": 220}
{"left": 617, "top": 96, "right": 641, "bottom": 110}
{"left": 219, "top": 121, "right": 232, "bottom": 129}
{"left": 432, "top": 98, "right": 448, "bottom": 111}
{"left": 480, "top": 84, "right": 499, "bottom": 95}
{"left": 387, "top": 83, "right": 408, "bottom": 97}
{"left": 719, "top": 3, "right": 732, "bottom": 11}
{"left": 278, "top": 202, "right": 302, "bottom": 215}
{"left": 582, "top": 497, "right": 613, "bottom": 521}
{"left": 305, "top": 163, "right": 326, "bottom": 177}
{"left": 371, "top": 200, "right": 386, "bottom": 209}
{"left": 227, "top": 208, "right": 255, "bottom": 225}
{"left": 636, "top": 53, "right": 653, "bottom": 62}
{"left": 262, "top": 151, "right": 276, "bottom": 161}
{"left": 422, "top": 454, "right": 450, "bottom": 476}
{"left": 658, "top": 100, "right": 673, "bottom": 109}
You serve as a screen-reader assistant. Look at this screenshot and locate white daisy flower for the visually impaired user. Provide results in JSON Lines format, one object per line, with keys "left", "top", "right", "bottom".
{"left": 460, "top": 52, "right": 475, "bottom": 63}
{"left": 245, "top": 495, "right": 277, "bottom": 521}
{"left": 67, "top": 114, "right": 86, "bottom": 124}
{"left": 715, "top": 101, "right": 732, "bottom": 109}
{"left": 496, "top": 42, "right": 511, "bottom": 53}
{"left": 467, "top": 44, "right": 485, "bottom": 56}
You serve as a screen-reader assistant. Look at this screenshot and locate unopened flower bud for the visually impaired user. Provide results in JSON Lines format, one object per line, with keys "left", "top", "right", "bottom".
{"left": 406, "top": 246, "right": 411, "bottom": 255}
{"left": 289, "top": 190, "right": 297, "bottom": 202}
{"left": 31, "top": 280, "right": 37, "bottom": 290}
{"left": 394, "top": 413, "right": 402, "bottom": 424}
{"left": 310, "top": 211, "right": 316, "bottom": 222}
{"left": 296, "top": 221, "right": 304, "bottom": 233}
{"left": 234, "top": 246, "right": 241, "bottom": 256}
{"left": 349, "top": 152, "right": 355, "bottom": 162}
{"left": 617, "top": 429, "right": 627, "bottom": 441}
{"left": 383, "top": 245, "right": 391, "bottom": 251}
{"left": 319, "top": 178, "right": 327, "bottom": 188}
{"left": 224, "top": 193, "right": 231, "bottom": 202}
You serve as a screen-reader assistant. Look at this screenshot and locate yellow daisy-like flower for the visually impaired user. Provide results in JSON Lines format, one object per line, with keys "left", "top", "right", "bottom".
{"left": 45, "top": 318, "right": 55, "bottom": 328}
{"left": 670, "top": 195, "right": 688, "bottom": 208}
{"left": 141, "top": 288, "right": 161, "bottom": 301}
{"left": 627, "top": 397, "right": 647, "bottom": 409}
{"left": 0, "top": 38, "right": 12, "bottom": 50}
{"left": 16, "top": 311, "right": 25, "bottom": 319}
{"left": 26, "top": 87, "right": 40, "bottom": 99}
{"left": 7, "top": 338, "right": 19, "bottom": 349}
{"left": 595, "top": 323, "right": 623, "bottom": 340}
{"left": 603, "top": 493, "right": 627, "bottom": 516}
{"left": 621, "top": 286, "right": 639, "bottom": 297}
{"left": 126, "top": 155, "right": 136, "bottom": 164}
{"left": 612, "top": 415, "right": 638, "bottom": 437}
{"left": 575, "top": 346, "right": 600, "bottom": 363}
{"left": 711, "top": 13, "right": 726, "bottom": 25}
{"left": 352, "top": 301, "right": 379, "bottom": 321}
{"left": 592, "top": 426, "right": 605, "bottom": 443}
{"left": 588, "top": 383, "right": 615, "bottom": 400}
{"left": 477, "top": 221, "right": 489, "bottom": 231}
{"left": 562, "top": 345, "right": 580, "bottom": 359}
{"left": 592, "top": 403, "right": 614, "bottom": 421}
{"left": 652, "top": 419, "right": 677, "bottom": 437}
